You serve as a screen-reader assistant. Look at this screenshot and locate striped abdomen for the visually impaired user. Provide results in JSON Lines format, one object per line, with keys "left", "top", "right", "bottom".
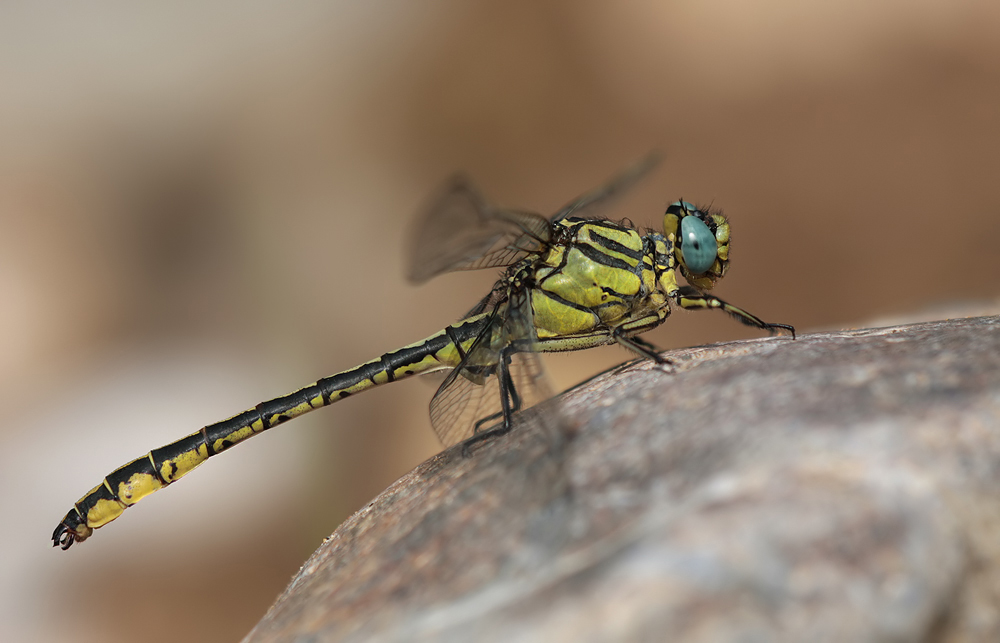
{"left": 52, "top": 314, "right": 490, "bottom": 549}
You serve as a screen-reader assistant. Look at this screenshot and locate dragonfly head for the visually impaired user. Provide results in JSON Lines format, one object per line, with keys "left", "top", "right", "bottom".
{"left": 663, "top": 201, "right": 730, "bottom": 290}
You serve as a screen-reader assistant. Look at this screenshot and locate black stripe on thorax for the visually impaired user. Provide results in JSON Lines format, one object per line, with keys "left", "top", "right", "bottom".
{"left": 571, "top": 243, "right": 638, "bottom": 273}
{"left": 600, "top": 285, "right": 635, "bottom": 300}
{"left": 534, "top": 287, "right": 596, "bottom": 315}
{"left": 584, "top": 227, "right": 643, "bottom": 260}
{"left": 555, "top": 217, "right": 588, "bottom": 231}
{"left": 558, "top": 217, "right": 632, "bottom": 234}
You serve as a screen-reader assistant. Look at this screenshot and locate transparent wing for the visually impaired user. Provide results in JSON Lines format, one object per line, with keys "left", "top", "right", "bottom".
{"left": 459, "top": 278, "right": 509, "bottom": 320}
{"left": 428, "top": 286, "right": 553, "bottom": 447}
{"left": 507, "top": 350, "right": 554, "bottom": 422}
{"left": 429, "top": 303, "right": 503, "bottom": 447}
{"left": 429, "top": 349, "right": 553, "bottom": 448}
{"left": 428, "top": 365, "right": 497, "bottom": 448}
{"left": 407, "top": 175, "right": 552, "bottom": 284}
{"left": 499, "top": 282, "right": 554, "bottom": 412}
{"left": 550, "top": 152, "right": 662, "bottom": 223}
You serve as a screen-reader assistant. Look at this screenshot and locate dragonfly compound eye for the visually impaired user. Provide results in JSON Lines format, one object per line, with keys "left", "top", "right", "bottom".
{"left": 680, "top": 214, "right": 718, "bottom": 274}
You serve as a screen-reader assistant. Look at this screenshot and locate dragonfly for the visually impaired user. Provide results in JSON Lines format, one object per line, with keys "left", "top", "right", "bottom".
{"left": 52, "top": 156, "right": 794, "bottom": 550}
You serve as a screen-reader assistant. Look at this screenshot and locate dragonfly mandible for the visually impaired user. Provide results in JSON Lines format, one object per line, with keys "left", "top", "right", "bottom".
{"left": 52, "top": 156, "right": 794, "bottom": 550}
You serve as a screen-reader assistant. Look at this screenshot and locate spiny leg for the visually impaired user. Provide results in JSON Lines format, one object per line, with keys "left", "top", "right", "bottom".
{"left": 469, "top": 362, "right": 522, "bottom": 435}
{"left": 472, "top": 408, "right": 504, "bottom": 435}
{"left": 674, "top": 287, "right": 796, "bottom": 338}
{"left": 613, "top": 330, "right": 670, "bottom": 364}
{"left": 462, "top": 344, "right": 522, "bottom": 456}
{"left": 629, "top": 335, "right": 664, "bottom": 354}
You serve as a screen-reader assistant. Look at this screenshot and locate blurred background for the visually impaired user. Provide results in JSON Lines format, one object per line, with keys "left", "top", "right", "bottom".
{"left": 4, "top": 1, "right": 999, "bottom": 641}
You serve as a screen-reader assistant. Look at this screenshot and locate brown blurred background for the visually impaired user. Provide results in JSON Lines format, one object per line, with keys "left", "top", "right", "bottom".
{"left": 4, "top": 1, "right": 999, "bottom": 641}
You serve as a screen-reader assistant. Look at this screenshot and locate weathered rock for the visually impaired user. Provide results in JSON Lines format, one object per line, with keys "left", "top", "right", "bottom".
{"left": 246, "top": 315, "right": 1000, "bottom": 643}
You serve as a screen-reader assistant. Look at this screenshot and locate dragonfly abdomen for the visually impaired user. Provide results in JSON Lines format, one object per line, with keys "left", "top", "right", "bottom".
{"left": 52, "top": 314, "right": 490, "bottom": 550}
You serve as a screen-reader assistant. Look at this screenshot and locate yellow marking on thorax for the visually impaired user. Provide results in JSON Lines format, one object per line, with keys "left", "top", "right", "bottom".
{"left": 640, "top": 257, "right": 656, "bottom": 295}
{"left": 541, "top": 248, "right": 641, "bottom": 307}
{"left": 658, "top": 269, "right": 679, "bottom": 296}
{"left": 531, "top": 289, "right": 599, "bottom": 337}
{"left": 578, "top": 226, "right": 643, "bottom": 266}
{"left": 596, "top": 303, "right": 629, "bottom": 325}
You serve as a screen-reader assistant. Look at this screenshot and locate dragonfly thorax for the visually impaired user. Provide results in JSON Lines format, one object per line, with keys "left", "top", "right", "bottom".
{"left": 524, "top": 218, "right": 667, "bottom": 341}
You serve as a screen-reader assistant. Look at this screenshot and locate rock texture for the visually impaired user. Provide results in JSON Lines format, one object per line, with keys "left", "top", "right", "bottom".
{"left": 245, "top": 315, "right": 1000, "bottom": 643}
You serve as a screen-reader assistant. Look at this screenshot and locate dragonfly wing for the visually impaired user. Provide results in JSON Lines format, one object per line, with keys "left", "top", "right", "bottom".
{"left": 500, "top": 279, "right": 554, "bottom": 409}
{"left": 429, "top": 366, "right": 497, "bottom": 448}
{"left": 507, "top": 349, "right": 554, "bottom": 416}
{"left": 429, "top": 283, "right": 553, "bottom": 447}
{"left": 407, "top": 175, "right": 552, "bottom": 283}
{"left": 429, "top": 303, "right": 501, "bottom": 447}
{"left": 430, "top": 349, "right": 553, "bottom": 448}
{"left": 550, "top": 152, "right": 662, "bottom": 223}
{"left": 455, "top": 209, "right": 552, "bottom": 272}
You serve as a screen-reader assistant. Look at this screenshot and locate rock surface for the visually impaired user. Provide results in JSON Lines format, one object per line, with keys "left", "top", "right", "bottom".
{"left": 245, "top": 315, "right": 1000, "bottom": 643}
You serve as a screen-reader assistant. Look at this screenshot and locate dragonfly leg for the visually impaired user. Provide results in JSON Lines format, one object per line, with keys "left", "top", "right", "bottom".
{"left": 613, "top": 330, "right": 671, "bottom": 365}
{"left": 673, "top": 287, "right": 795, "bottom": 338}
{"left": 630, "top": 335, "right": 664, "bottom": 354}
{"left": 471, "top": 410, "right": 504, "bottom": 435}
{"left": 461, "top": 416, "right": 508, "bottom": 456}
{"left": 461, "top": 343, "right": 522, "bottom": 456}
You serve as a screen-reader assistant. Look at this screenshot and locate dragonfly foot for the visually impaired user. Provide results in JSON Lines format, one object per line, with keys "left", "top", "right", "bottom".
{"left": 654, "top": 359, "right": 676, "bottom": 374}
{"left": 461, "top": 424, "right": 509, "bottom": 457}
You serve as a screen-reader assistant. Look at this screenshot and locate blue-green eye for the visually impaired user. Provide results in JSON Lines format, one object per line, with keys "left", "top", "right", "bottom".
{"left": 680, "top": 216, "right": 718, "bottom": 274}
